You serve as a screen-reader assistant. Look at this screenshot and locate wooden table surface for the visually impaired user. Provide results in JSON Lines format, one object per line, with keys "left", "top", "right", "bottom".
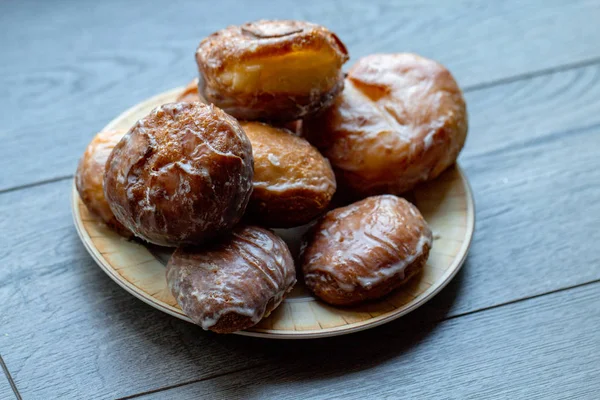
{"left": 2, "top": 0, "right": 600, "bottom": 398}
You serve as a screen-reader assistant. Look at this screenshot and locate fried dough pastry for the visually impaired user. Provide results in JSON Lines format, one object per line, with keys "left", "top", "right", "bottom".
{"left": 104, "top": 102, "right": 253, "bottom": 247}
{"left": 300, "top": 195, "right": 432, "bottom": 305}
{"left": 75, "top": 130, "right": 132, "bottom": 237}
{"left": 303, "top": 53, "right": 468, "bottom": 197}
{"left": 196, "top": 20, "right": 349, "bottom": 121}
{"left": 167, "top": 226, "right": 296, "bottom": 333}
{"left": 241, "top": 122, "right": 336, "bottom": 228}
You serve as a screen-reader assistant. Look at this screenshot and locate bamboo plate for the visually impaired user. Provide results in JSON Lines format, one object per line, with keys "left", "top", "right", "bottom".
{"left": 72, "top": 86, "right": 475, "bottom": 339}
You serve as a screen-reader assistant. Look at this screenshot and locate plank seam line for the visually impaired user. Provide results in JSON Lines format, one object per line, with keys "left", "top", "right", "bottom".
{"left": 462, "top": 55, "right": 600, "bottom": 93}
{"left": 2, "top": 56, "right": 600, "bottom": 195}
{"left": 0, "top": 354, "right": 22, "bottom": 400}
{"left": 115, "top": 362, "right": 271, "bottom": 400}
{"left": 463, "top": 119, "right": 600, "bottom": 162}
{"left": 118, "top": 278, "right": 600, "bottom": 399}
{"left": 0, "top": 174, "right": 73, "bottom": 196}
{"left": 437, "top": 277, "right": 600, "bottom": 324}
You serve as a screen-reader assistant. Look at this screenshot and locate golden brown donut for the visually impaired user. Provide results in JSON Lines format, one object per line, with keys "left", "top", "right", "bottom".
{"left": 75, "top": 130, "right": 131, "bottom": 237}
{"left": 241, "top": 121, "right": 336, "bottom": 228}
{"left": 300, "top": 195, "right": 432, "bottom": 305}
{"left": 196, "top": 20, "right": 349, "bottom": 121}
{"left": 175, "top": 78, "right": 202, "bottom": 103}
{"left": 104, "top": 102, "right": 253, "bottom": 247}
{"left": 303, "top": 53, "right": 468, "bottom": 198}
{"left": 166, "top": 226, "right": 296, "bottom": 333}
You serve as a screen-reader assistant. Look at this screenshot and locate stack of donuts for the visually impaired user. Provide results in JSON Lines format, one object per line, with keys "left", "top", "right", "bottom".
{"left": 76, "top": 20, "right": 468, "bottom": 334}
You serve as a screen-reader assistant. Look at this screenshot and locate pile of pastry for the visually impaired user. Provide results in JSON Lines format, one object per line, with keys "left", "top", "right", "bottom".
{"left": 76, "top": 20, "right": 468, "bottom": 333}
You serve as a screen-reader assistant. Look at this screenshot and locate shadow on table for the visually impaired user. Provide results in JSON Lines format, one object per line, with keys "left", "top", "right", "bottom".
{"left": 75, "top": 231, "right": 467, "bottom": 395}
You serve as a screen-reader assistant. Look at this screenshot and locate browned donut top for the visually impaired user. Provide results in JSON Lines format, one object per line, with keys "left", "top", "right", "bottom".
{"left": 301, "top": 195, "right": 432, "bottom": 292}
{"left": 167, "top": 226, "right": 296, "bottom": 331}
{"left": 241, "top": 121, "right": 336, "bottom": 197}
{"left": 303, "top": 53, "right": 467, "bottom": 195}
{"left": 196, "top": 20, "right": 348, "bottom": 96}
{"left": 104, "top": 102, "right": 253, "bottom": 246}
{"left": 197, "top": 20, "right": 348, "bottom": 70}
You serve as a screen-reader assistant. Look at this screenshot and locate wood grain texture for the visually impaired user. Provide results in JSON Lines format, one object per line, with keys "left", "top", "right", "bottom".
{"left": 2, "top": 0, "right": 600, "bottom": 190}
{"left": 0, "top": 118, "right": 599, "bottom": 397}
{"left": 2, "top": 1, "right": 600, "bottom": 398}
{"left": 138, "top": 281, "right": 600, "bottom": 400}
{"left": 0, "top": 363, "right": 18, "bottom": 400}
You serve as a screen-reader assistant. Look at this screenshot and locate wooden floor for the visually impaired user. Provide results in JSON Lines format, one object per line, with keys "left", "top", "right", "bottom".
{"left": 2, "top": 0, "right": 600, "bottom": 398}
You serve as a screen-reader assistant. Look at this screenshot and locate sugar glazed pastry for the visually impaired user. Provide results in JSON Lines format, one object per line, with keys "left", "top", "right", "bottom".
{"left": 176, "top": 78, "right": 202, "bottom": 103}
{"left": 167, "top": 226, "right": 296, "bottom": 333}
{"left": 75, "top": 130, "right": 131, "bottom": 237}
{"left": 196, "top": 20, "right": 349, "bottom": 121}
{"left": 241, "top": 122, "right": 336, "bottom": 228}
{"left": 300, "top": 195, "right": 432, "bottom": 305}
{"left": 303, "top": 53, "right": 468, "bottom": 198}
{"left": 104, "top": 102, "right": 253, "bottom": 246}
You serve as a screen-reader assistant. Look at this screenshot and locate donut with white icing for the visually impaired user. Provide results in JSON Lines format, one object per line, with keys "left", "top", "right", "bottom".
{"left": 104, "top": 102, "right": 253, "bottom": 247}
{"left": 300, "top": 195, "right": 432, "bottom": 305}
{"left": 196, "top": 20, "right": 349, "bottom": 121}
{"left": 75, "top": 130, "right": 132, "bottom": 238}
{"left": 302, "top": 53, "right": 468, "bottom": 198}
{"left": 167, "top": 226, "right": 296, "bottom": 333}
{"left": 241, "top": 121, "right": 336, "bottom": 228}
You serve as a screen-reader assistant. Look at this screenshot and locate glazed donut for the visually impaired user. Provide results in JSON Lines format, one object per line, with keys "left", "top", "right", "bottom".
{"left": 104, "top": 102, "right": 253, "bottom": 247}
{"left": 303, "top": 53, "right": 468, "bottom": 198}
{"left": 167, "top": 226, "right": 296, "bottom": 333}
{"left": 300, "top": 195, "right": 432, "bottom": 305}
{"left": 241, "top": 121, "right": 336, "bottom": 228}
{"left": 76, "top": 130, "right": 132, "bottom": 237}
{"left": 196, "top": 19, "right": 349, "bottom": 121}
{"left": 175, "top": 79, "right": 303, "bottom": 133}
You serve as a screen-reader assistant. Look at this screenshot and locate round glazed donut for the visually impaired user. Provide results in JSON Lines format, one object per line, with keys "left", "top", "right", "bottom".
{"left": 75, "top": 130, "right": 132, "bottom": 237}
{"left": 104, "top": 102, "right": 253, "bottom": 247}
{"left": 167, "top": 226, "right": 296, "bottom": 333}
{"left": 300, "top": 195, "right": 432, "bottom": 305}
{"left": 196, "top": 19, "right": 349, "bottom": 121}
{"left": 303, "top": 53, "right": 468, "bottom": 198}
{"left": 241, "top": 121, "right": 336, "bottom": 228}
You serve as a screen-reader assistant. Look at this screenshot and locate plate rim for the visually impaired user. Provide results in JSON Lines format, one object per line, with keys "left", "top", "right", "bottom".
{"left": 71, "top": 88, "right": 475, "bottom": 339}
{"left": 71, "top": 165, "right": 474, "bottom": 339}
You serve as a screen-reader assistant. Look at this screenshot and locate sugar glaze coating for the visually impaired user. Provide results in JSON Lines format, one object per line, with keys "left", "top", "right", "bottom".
{"left": 301, "top": 195, "right": 432, "bottom": 305}
{"left": 167, "top": 226, "right": 296, "bottom": 333}
{"left": 196, "top": 19, "right": 349, "bottom": 121}
{"left": 241, "top": 121, "right": 336, "bottom": 228}
{"left": 104, "top": 102, "right": 253, "bottom": 246}
{"left": 303, "top": 53, "right": 467, "bottom": 198}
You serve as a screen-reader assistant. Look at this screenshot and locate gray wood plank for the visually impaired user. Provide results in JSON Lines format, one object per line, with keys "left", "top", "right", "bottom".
{"left": 138, "top": 281, "right": 600, "bottom": 400}
{"left": 0, "top": 362, "right": 18, "bottom": 400}
{"left": 0, "top": 117, "right": 598, "bottom": 398}
{"left": 0, "top": 182, "right": 264, "bottom": 399}
{"left": 2, "top": 0, "right": 600, "bottom": 190}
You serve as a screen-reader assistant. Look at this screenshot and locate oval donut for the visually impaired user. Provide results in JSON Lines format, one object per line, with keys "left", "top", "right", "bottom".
{"left": 167, "top": 226, "right": 296, "bottom": 333}
{"left": 300, "top": 195, "right": 432, "bottom": 305}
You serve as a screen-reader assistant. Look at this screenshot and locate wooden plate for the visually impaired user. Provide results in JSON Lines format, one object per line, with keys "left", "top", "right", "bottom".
{"left": 72, "top": 86, "right": 475, "bottom": 339}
